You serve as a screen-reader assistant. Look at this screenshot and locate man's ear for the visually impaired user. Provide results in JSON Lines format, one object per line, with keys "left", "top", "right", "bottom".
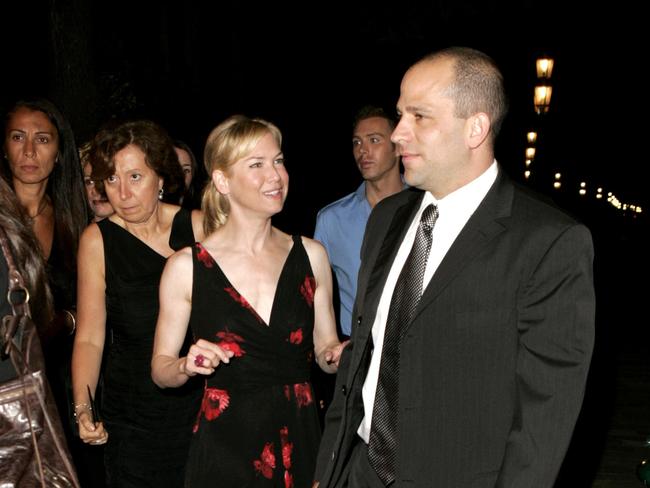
{"left": 466, "top": 112, "right": 491, "bottom": 149}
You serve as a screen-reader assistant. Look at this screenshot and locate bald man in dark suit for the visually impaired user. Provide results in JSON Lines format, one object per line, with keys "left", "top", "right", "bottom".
{"left": 313, "top": 47, "right": 595, "bottom": 488}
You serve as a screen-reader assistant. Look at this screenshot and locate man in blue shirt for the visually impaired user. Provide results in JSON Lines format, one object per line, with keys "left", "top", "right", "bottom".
{"left": 314, "top": 106, "right": 405, "bottom": 338}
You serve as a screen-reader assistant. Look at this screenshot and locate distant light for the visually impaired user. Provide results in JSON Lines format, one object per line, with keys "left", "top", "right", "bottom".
{"left": 525, "top": 159, "right": 532, "bottom": 167}
{"left": 536, "top": 57, "right": 554, "bottom": 79}
{"left": 526, "top": 147, "right": 536, "bottom": 159}
{"left": 554, "top": 173, "right": 561, "bottom": 179}
{"left": 527, "top": 131, "right": 537, "bottom": 143}
{"left": 534, "top": 85, "right": 553, "bottom": 114}
{"left": 579, "top": 189, "right": 586, "bottom": 196}
{"left": 580, "top": 181, "right": 586, "bottom": 188}
{"left": 553, "top": 182, "right": 561, "bottom": 189}
{"left": 524, "top": 170, "right": 531, "bottom": 179}
{"left": 596, "top": 193, "right": 602, "bottom": 199}
{"left": 597, "top": 187, "right": 603, "bottom": 193}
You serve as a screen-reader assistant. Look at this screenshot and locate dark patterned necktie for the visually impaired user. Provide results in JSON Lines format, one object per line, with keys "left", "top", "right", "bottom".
{"left": 368, "top": 203, "right": 438, "bottom": 485}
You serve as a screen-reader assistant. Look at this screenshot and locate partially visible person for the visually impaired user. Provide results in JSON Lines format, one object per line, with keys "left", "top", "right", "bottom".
{"left": 173, "top": 139, "right": 204, "bottom": 210}
{"left": 79, "top": 141, "right": 114, "bottom": 222}
{"left": 314, "top": 106, "right": 405, "bottom": 339}
{"left": 0, "top": 171, "right": 81, "bottom": 486}
{"left": 152, "top": 115, "right": 346, "bottom": 487}
{"left": 71, "top": 120, "right": 203, "bottom": 487}
{"left": 0, "top": 175, "right": 53, "bottom": 363}
{"left": 314, "top": 47, "right": 595, "bottom": 487}
{"left": 2, "top": 98, "right": 96, "bottom": 484}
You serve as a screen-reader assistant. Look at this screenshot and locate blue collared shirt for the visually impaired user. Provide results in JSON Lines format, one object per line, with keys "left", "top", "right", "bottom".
{"left": 314, "top": 182, "right": 371, "bottom": 336}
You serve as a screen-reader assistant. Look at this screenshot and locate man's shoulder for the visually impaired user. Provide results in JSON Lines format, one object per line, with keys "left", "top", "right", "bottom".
{"left": 510, "top": 180, "right": 582, "bottom": 227}
{"left": 374, "top": 187, "right": 423, "bottom": 214}
{"left": 316, "top": 188, "right": 364, "bottom": 220}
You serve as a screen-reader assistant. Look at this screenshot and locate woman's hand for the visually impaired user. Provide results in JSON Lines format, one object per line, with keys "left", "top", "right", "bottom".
{"left": 76, "top": 409, "right": 108, "bottom": 445}
{"left": 317, "top": 339, "right": 349, "bottom": 373}
{"left": 182, "top": 338, "right": 235, "bottom": 376}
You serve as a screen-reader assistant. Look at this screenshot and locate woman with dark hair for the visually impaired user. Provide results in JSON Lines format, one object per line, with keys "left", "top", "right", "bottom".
{"left": 2, "top": 98, "right": 93, "bottom": 482}
{"left": 71, "top": 120, "right": 204, "bottom": 487}
{"left": 173, "top": 139, "right": 205, "bottom": 210}
{"left": 2, "top": 99, "right": 89, "bottom": 336}
{"left": 79, "top": 141, "right": 114, "bottom": 222}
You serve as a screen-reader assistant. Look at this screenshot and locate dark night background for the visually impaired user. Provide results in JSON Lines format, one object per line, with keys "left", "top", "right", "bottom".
{"left": 2, "top": 1, "right": 648, "bottom": 485}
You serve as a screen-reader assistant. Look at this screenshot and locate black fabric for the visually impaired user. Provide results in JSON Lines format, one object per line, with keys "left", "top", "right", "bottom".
{"left": 168, "top": 206, "right": 194, "bottom": 251}
{"left": 185, "top": 235, "right": 321, "bottom": 487}
{"left": 368, "top": 204, "right": 437, "bottom": 485}
{"left": 97, "top": 208, "right": 201, "bottom": 487}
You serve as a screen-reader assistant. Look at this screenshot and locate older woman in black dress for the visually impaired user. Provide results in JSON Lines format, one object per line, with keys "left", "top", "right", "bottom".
{"left": 72, "top": 120, "right": 203, "bottom": 487}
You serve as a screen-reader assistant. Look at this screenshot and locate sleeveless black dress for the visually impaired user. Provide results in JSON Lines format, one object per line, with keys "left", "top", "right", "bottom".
{"left": 98, "top": 208, "right": 202, "bottom": 488}
{"left": 186, "top": 235, "right": 321, "bottom": 488}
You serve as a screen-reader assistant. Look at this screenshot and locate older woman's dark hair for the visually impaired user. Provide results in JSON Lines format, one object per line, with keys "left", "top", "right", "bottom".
{"left": 2, "top": 98, "right": 90, "bottom": 262}
{"left": 0, "top": 177, "right": 53, "bottom": 331}
{"left": 90, "top": 120, "right": 184, "bottom": 203}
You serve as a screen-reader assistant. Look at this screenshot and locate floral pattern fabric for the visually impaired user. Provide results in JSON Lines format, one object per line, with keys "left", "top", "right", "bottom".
{"left": 185, "top": 236, "right": 321, "bottom": 487}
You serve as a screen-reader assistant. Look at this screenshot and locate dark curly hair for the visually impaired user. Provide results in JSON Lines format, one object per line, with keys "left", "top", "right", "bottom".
{"left": 90, "top": 119, "right": 184, "bottom": 204}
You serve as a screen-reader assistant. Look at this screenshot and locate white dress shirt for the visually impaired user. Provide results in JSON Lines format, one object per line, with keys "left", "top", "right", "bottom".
{"left": 358, "top": 161, "right": 498, "bottom": 442}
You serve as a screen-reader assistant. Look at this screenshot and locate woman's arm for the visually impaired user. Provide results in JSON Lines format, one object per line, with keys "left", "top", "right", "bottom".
{"left": 152, "top": 247, "right": 233, "bottom": 388}
{"left": 71, "top": 224, "right": 108, "bottom": 444}
{"left": 191, "top": 209, "right": 205, "bottom": 242}
{"left": 304, "top": 237, "right": 347, "bottom": 374}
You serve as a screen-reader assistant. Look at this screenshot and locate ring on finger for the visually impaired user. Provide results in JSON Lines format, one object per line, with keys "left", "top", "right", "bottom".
{"left": 194, "top": 353, "right": 206, "bottom": 367}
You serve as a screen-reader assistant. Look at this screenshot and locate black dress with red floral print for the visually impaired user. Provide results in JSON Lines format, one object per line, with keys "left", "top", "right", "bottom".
{"left": 186, "top": 235, "right": 321, "bottom": 487}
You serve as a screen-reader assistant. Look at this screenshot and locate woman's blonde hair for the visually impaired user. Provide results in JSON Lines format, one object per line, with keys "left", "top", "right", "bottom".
{"left": 201, "top": 115, "right": 282, "bottom": 234}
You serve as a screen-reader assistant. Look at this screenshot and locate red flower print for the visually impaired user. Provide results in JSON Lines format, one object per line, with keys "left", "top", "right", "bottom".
{"left": 196, "top": 243, "right": 214, "bottom": 268}
{"left": 299, "top": 275, "right": 316, "bottom": 307}
{"left": 253, "top": 442, "right": 276, "bottom": 479}
{"left": 284, "top": 470, "right": 294, "bottom": 488}
{"left": 216, "top": 330, "right": 246, "bottom": 357}
{"left": 224, "top": 287, "right": 264, "bottom": 324}
{"left": 288, "top": 328, "right": 303, "bottom": 345}
{"left": 279, "top": 426, "right": 293, "bottom": 470}
{"left": 201, "top": 388, "right": 230, "bottom": 421}
{"left": 293, "top": 382, "right": 313, "bottom": 407}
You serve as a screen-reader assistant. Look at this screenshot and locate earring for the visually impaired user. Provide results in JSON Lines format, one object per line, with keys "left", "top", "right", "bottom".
{"left": 158, "top": 188, "right": 164, "bottom": 200}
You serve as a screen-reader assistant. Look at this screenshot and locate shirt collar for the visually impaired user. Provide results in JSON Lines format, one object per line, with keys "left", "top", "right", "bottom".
{"left": 424, "top": 160, "right": 498, "bottom": 215}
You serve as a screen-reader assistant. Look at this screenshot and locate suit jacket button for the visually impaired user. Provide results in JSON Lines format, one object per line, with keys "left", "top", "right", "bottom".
{"left": 341, "top": 385, "right": 347, "bottom": 396}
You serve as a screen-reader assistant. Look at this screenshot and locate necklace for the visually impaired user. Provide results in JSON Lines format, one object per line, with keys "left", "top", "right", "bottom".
{"left": 28, "top": 198, "right": 49, "bottom": 220}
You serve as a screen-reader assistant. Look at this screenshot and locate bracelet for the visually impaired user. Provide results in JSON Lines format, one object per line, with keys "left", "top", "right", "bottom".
{"left": 73, "top": 402, "right": 92, "bottom": 419}
{"left": 64, "top": 310, "right": 76, "bottom": 335}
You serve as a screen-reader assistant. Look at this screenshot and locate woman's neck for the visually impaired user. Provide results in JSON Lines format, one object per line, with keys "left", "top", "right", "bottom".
{"left": 13, "top": 178, "right": 49, "bottom": 218}
{"left": 219, "top": 215, "right": 274, "bottom": 255}
{"left": 119, "top": 203, "right": 166, "bottom": 241}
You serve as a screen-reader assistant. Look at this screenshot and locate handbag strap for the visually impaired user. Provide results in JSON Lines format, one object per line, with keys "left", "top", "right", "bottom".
{"left": 0, "top": 225, "right": 31, "bottom": 348}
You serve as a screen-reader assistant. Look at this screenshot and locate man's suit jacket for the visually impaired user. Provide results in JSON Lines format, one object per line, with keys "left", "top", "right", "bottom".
{"left": 315, "top": 170, "right": 595, "bottom": 487}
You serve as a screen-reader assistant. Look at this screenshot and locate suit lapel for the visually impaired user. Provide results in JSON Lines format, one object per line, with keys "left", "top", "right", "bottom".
{"left": 350, "top": 191, "right": 423, "bottom": 371}
{"left": 409, "top": 173, "right": 513, "bottom": 325}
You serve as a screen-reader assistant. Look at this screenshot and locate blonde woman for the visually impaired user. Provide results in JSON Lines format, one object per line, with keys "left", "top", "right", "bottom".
{"left": 152, "top": 115, "right": 346, "bottom": 487}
